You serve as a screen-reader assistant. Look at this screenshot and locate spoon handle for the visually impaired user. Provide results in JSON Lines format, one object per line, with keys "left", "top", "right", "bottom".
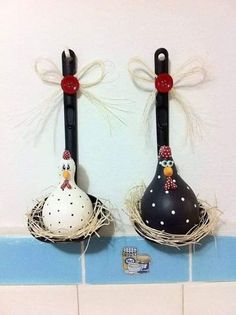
{"left": 154, "top": 48, "right": 169, "bottom": 153}
{"left": 62, "top": 49, "right": 78, "bottom": 181}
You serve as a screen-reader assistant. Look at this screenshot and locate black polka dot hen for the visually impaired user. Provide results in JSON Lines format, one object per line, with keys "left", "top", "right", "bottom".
{"left": 140, "top": 146, "right": 200, "bottom": 234}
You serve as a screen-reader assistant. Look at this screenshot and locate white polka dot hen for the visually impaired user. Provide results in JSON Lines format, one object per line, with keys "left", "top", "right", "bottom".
{"left": 42, "top": 150, "right": 93, "bottom": 235}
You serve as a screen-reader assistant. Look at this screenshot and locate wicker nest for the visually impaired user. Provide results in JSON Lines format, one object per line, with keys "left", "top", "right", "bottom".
{"left": 125, "top": 184, "right": 220, "bottom": 248}
{"left": 27, "top": 194, "right": 113, "bottom": 243}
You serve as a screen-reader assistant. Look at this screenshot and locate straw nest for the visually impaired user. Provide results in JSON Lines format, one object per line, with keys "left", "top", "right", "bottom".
{"left": 27, "top": 195, "right": 113, "bottom": 243}
{"left": 125, "top": 184, "right": 221, "bottom": 248}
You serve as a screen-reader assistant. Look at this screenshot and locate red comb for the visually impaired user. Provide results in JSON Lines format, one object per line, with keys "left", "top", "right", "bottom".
{"left": 63, "top": 150, "right": 71, "bottom": 160}
{"left": 159, "top": 146, "right": 172, "bottom": 158}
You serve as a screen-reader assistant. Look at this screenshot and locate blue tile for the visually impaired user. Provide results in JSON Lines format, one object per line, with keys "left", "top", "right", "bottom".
{"left": 0, "top": 237, "right": 82, "bottom": 284}
{"left": 192, "top": 236, "right": 236, "bottom": 281}
{"left": 85, "top": 236, "right": 189, "bottom": 284}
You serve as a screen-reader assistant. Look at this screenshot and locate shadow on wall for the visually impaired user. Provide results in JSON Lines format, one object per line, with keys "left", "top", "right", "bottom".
{"left": 147, "top": 235, "right": 216, "bottom": 255}
{"left": 51, "top": 238, "right": 113, "bottom": 255}
{"left": 145, "top": 238, "right": 189, "bottom": 255}
{"left": 77, "top": 165, "right": 90, "bottom": 193}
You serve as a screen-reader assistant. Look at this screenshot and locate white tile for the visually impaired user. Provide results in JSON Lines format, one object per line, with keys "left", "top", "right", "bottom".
{"left": 78, "top": 284, "right": 182, "bottom": 315}
{"left": 0, "top": 285, "right": 78, "bottom": 315}
{"left": 184, "top": 282, "right": 236, "bottom": 315}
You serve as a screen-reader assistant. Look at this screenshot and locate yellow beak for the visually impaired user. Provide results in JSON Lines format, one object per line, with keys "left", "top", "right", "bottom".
{"left": 163, "top": 166, "right": 173, "bottom": 177}
{"left": 63, "top": 170, "right": 70, "bottom": 180}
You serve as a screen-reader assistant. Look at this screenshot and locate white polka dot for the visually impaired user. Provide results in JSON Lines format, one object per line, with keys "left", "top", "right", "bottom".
{"left": 160, "top": 221, "right": 164, "bottom": 225}
{"left": 173, "top": 179, "right": 176, "bottom": 183}
{"left": 171, "top": 210, "right": 175, "bottom": 215}
{"left": 186, "top": 219, "right": 190, "bottom": 223}
{"left": 150, "top": 189, "right": 153, "bottom": 193}
{"left": 158, "top": 175, "right": 161, "bottom": 179}
{"left": 194, "top": 204, "right": 197, "bottom": 208}
{"left": 152, "top": 203, "right": 156, "bottom": 207}
{"left": 165, "top": 190, "right": 169, "bottom": 194}
{"left": 181, "top": 197, "right": 185, "bottom": 202}
{"left": 145, "top": 220, "right": 149, "bottom": 224}
{"left": 187, "top": 186, "right": 190, "bottom": 190}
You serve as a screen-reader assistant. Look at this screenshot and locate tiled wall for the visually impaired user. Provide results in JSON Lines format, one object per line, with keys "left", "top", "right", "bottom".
{"left": 0, "top": 235, "right": 236, "bottom": 284}
{"left": 0, "top": 283, "right": 236, "bottom": 315}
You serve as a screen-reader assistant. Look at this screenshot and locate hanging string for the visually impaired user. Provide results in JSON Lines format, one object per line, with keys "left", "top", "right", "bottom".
{"left": 128, "top": 57, "right": 208, "bottom": 144}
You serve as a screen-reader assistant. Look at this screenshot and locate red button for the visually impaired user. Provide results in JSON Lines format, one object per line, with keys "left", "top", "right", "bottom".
{"left": 61, "top": 75, "right": 80, "bottom": 95}
{"left": 155, "top": 73, "right": 173, "bottom": 93}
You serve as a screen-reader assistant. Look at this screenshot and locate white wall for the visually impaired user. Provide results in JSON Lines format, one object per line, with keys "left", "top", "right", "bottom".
{"left": 0, "top": 0, "right": 236, "bottom": 233}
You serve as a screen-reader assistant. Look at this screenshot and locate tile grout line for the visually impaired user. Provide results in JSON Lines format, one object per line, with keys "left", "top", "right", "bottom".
{"left": 181, "top": 284, "right": 185, "bottom": 315}
{"left": 76, "top": 285, "right": 80, "bottom": 315}
{"left": 80, "top": 241, "right": 86, "bottom": 284}
{"left": 189, "top": 244, "right": 192, "bottom": 282}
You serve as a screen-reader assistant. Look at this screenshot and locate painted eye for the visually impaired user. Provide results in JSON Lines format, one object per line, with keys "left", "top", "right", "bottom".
{"left": 62, "top": 165, "right": 66, "bottom": 170}
{"left": 167, "top": 160, "right": 174, "bottom": 167}
{"left": 160, "top": 160, "right": 168, "bottom": 167}
{"left": 67, "top": 165, "right": 70, "bottom": 170}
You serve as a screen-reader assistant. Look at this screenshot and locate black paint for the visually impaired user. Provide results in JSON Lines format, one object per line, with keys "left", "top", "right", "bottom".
{"left": 140, "top": 153, "right": 200, "bottom": 234}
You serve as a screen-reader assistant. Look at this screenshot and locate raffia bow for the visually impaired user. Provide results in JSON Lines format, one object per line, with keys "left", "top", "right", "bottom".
{"left": 128, "top": 57, "right": 208, "bottom": 143}
{"left": 20, "top": 54, "right": 126, "bottom": 144}
{"left": 35, "top": 57, "right": 106, "bottom": 89}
